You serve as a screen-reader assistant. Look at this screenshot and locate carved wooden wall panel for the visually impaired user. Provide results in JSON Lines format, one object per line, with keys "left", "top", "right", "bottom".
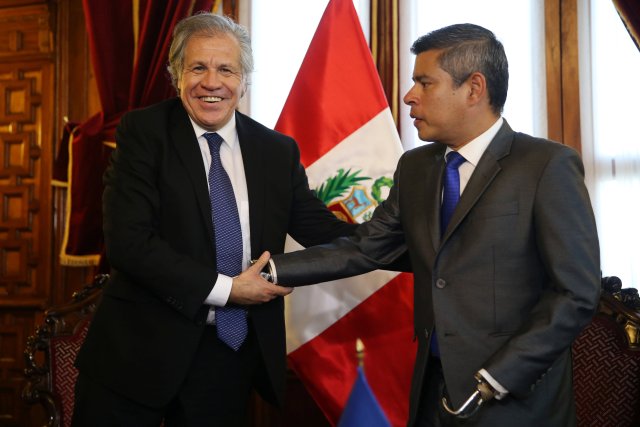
{"left": 0, "top": 3, "right": 53, "bottom": 426}
{"left": 0, "top": 60, "right": 54, "bottom": 427}
{"left": 0, "top": 4, "right": 51, "bottom": 60}
{"left": 0, "top": 62, "right": 53, "bottom": 306}
{"left": 0, "top": 309, "right": 45, "bottom": 426}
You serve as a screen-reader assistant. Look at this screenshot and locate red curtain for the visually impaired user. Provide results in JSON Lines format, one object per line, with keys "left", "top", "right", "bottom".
{"left": 613, "top": 0, "right": 640, "bottom": 51}
{"left": 55, "top": 0, "right": 214, "bottom": 266}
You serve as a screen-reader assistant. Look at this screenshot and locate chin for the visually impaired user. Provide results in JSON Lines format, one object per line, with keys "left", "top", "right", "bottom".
{"left": 418, "top": 131, "right": 433, "bottom": 142}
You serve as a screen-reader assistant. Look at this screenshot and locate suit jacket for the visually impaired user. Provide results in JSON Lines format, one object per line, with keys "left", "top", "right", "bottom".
{"left": 273, "top": 121, "right": 601, "bottom": 426}
{"left": 75, "top": 97, "right": 356, "bottom": 408}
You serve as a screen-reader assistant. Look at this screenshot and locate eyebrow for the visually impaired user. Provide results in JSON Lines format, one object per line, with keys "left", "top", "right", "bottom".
{"left": 412, "top": 74, "right": 431, "bottom": 82}
{"left": 187, "top": 59, "right": 239, "bottom": 67}
{"left": 185, "top": 59, "right": 206, "bottom": 67}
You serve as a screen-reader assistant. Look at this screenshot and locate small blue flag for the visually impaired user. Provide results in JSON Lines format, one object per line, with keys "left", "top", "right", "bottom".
{"left": 338, "top": 366, "right": 392, "bottom": 427}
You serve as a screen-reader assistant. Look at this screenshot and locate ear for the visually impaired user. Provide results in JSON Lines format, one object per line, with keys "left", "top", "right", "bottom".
{"left": 467, "top": 72, "right": 487, "bottom": 105}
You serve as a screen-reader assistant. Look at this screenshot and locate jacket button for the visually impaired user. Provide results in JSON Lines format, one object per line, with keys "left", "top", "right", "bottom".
{"left": 435, "top": 278, "right": 446, "bottom": 289}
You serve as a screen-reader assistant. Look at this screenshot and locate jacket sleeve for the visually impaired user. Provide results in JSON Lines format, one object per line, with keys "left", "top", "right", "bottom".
{"left": 483, "top": 146, "right": 601, "bottom": 398}
{"left": 273, "top": 156, "right": 409, "bottom": 285}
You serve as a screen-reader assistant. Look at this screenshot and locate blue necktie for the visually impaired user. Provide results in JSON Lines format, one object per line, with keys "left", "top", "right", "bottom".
{"left": 440, "top": 151, "right": 466, "bottom": 235}
{"left": 205, "top": 132, "right": 247, "bottom": 351}
{"left": 432, "top": 151, "right": 466, "bottom": 358}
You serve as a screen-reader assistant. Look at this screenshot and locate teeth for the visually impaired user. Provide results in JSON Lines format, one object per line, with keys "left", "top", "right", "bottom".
{"left": 201, "top": 96, "right": 222, "bottom": 103}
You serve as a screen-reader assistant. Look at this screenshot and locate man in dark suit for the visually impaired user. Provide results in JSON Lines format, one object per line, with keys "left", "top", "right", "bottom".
{"left": 71, "top": 13, "right": 355, "bottom": 427}
{"left": 253, "top": 23, "right": 600, "bottom": 426}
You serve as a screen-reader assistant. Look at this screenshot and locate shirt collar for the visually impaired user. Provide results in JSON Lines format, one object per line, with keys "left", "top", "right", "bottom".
{"left": 446, "top": 117, "right": 503, "bottom": 166}
{"left": 189, "top": 113, "right": 237, "bottom": 149}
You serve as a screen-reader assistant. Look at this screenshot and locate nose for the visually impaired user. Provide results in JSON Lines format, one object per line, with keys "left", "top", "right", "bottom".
{"left": 201, "top": 69, "right": 222, "bottom": 89}
{"left": 403, "top": 85, "right": 418, "bottom": 106}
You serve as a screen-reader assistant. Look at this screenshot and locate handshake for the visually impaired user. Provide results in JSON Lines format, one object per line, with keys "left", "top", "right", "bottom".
{"left": 228, "top": 251, "right": 292, "bottom": 305}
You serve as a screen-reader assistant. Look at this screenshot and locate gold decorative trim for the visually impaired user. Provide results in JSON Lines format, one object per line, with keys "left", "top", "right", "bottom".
{"left": 600, "top": 291, "right": 640, "bottom": 350}
{"left": 132, "top": 0, "right": 140, "bottom": 64}
{"left": 58, "top": 128, "right": 101, "bottom": 267}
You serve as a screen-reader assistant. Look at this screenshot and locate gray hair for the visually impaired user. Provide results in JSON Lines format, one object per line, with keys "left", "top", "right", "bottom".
{"left": 411, "top": 23, "right": 508, "bottom": 115}
{"left": 167, "top": 13, "right": 253, "bottom": 92}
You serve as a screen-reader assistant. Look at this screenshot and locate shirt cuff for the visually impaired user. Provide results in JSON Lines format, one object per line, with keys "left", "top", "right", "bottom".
{"left": 204, "top": 274, "right": 233, "bottom": 306}
{"left": 268, "top": 259, "right": 278, "bottom": 284}
{"left": 478, "top": 369, "right": 509, "bottom": 400}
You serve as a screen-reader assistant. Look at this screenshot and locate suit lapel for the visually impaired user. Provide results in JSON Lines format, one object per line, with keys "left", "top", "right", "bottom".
{"left": 442, "top": 121, "right": 514, "bottom": 242}
{"left": 425, "top": 149, "right": 446, "bottom": 252}
{"left": 236, "top": 112, "right": 267, "bottom": 256}
{"left": 169, "top": 101, "right": 215, "bottom": 244}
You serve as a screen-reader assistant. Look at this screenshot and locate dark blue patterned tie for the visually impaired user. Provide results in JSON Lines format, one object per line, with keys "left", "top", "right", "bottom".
{"left": 432, "top": 151, "right": 466, "bottom": 358}
{"left": 440, "top": 151, "right": 466, "bottom": 235}
{"left": 205, "top": 132, "right": 247, "bottom": 351}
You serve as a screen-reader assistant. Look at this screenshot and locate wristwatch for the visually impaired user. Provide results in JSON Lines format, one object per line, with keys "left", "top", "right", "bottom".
{"left": 250, "top": 259, "right": 275, "bottom": 283}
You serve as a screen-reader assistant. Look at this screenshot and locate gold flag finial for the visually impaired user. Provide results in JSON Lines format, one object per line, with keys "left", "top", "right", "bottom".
{"left": 356, "top": 338, "right": 365, "bottom": 368}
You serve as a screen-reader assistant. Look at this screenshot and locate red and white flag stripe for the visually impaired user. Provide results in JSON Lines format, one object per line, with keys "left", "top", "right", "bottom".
{"left": 275, "top": 1, "right": 416, "bottom": 426}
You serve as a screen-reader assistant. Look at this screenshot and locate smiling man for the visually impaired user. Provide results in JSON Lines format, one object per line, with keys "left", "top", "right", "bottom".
{"left": 71, "top": 13, "right": 356, "bottom": 427}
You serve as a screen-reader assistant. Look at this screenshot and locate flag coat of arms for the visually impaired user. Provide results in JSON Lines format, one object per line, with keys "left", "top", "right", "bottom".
{"left": 275, "top": 0, "right": 416, "bottom": 425}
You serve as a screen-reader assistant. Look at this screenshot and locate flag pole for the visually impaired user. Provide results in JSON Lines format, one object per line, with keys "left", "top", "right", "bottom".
{"left": 356, "top": 338, "right": 365, "bottom": 368}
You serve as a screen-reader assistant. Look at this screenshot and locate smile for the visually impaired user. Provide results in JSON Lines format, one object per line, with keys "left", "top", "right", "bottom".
{"left": 200, "top": 96, "right": 222, "bottom": 103}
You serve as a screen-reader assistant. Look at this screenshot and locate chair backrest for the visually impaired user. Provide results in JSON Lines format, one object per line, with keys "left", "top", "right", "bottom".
{"left": 22, "top": 274, "right": 108, "bottom": 427}
{"left": 572, "top": 276, "right": 640, "bottom": 427}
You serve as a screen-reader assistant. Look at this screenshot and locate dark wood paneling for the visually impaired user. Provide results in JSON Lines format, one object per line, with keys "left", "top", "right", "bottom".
{"left": 0, "top": 4, "right": 52, "bottom": 59}
{"left": 371, "top": 0, "right": 399, "bottom": 126}
{"left": 559, "top": 0, "right": 581, "bottom": 152}
{"left": 545, "top": 0, "right": 581, "bottom": 152}
{"left": 0, "top": 6, "right": 54, "bottom": 425}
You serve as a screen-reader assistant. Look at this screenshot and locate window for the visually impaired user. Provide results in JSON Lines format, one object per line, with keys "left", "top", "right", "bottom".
{"left": 244, "top": 0, "right": 369, "bottom": 128}
{"left": 580, "top": 0, "right": 640, "bottom": 289}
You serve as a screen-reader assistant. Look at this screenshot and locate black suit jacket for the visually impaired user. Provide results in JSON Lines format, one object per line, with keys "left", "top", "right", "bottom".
{"left": 273, "top": 121, "right": 601, "bottom": 426}
{"left": 75, "top": 97, "right": 356, "bottom": 408}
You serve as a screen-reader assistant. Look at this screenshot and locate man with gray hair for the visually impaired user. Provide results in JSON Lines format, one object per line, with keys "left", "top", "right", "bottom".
{"left": 72, "top": 13, "right": 355, "bottom": 426}
{"left": 251, "top": 23, "right": 600, "bottom": 426}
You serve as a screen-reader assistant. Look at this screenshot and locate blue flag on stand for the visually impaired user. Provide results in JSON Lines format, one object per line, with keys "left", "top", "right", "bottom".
{"left": 338, "top": 366, "right": 392, "bottom": 427}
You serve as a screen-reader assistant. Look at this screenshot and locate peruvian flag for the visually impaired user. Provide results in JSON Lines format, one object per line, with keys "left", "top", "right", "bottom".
{"left": 275, "top": 0, "right": 416, "bottom": 426}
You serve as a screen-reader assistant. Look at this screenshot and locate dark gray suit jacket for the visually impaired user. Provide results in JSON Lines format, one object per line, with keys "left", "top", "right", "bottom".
{"left": 273, "top": 121, "right": 601, "bottom": 426}
{"left": 76, "top": 98, "right": 356, "bottom": 408}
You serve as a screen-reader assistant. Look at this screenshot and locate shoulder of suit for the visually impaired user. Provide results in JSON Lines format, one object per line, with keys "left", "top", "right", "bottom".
{"left": 511, "top": 132, "right": 578, "bottom": 156}
{"left": 402, "top": 141, "right": 444, "bottom": 159}
{"left": 116, "top": 98, "right": 188, "bottom": 145}
{"left": 122, "top": 97, "right": 184, "bottom": 127}
{"left": 125, "top": 97, "right": 181, "bottom": 116}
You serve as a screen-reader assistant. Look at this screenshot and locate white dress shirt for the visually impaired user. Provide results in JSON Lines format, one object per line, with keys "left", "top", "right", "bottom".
{"left": 443, "top": 117, "right": 503, "bottom": 193}
{"left": 189, "top": 115, "right": 251, "bottom": 320}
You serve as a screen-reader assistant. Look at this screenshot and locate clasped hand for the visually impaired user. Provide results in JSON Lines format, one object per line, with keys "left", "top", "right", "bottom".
{"left": 229, "top": 251, "right": 292, "bottom": 304}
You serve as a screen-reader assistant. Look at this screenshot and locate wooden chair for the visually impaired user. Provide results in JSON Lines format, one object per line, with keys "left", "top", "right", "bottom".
{"left": 572, "top": 276, "right": 640, "bottom": 427}
{"left": 22, "top": 274, "right": 108, "bottom": 427}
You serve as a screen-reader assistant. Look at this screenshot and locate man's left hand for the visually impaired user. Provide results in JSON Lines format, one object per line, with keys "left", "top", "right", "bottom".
{"left": 229, "top": 251, "right": 293, "bottom": 305}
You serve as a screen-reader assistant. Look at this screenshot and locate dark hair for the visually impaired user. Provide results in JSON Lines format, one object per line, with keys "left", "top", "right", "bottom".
{"left": 411, "top": 23, "right": 508, "bottom": 114}
{"left": 167, "top": 13, "right": 253, "bottom": 93}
